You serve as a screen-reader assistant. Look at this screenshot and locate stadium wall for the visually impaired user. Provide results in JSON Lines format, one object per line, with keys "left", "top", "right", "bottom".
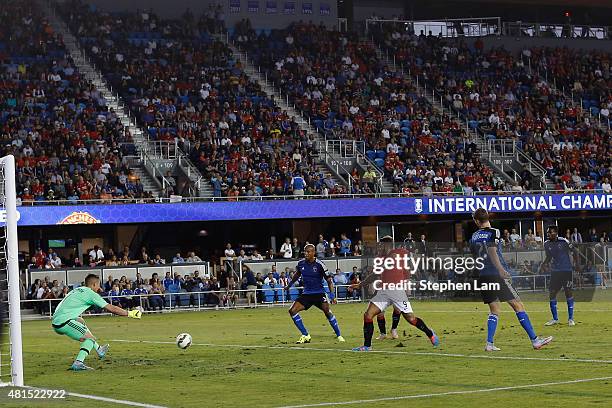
{"left": 353, "top": 0, "right": 403, "bottom": 21}
{"left": 75, "top": 0, "right": 339, "bottom": 29}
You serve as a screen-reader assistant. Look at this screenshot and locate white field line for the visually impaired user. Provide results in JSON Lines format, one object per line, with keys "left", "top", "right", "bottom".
{"left": 274, "top": 376, "right": 612, "bottom": 408}
{"left": 21, "top": 385, "right": 168, "bottom": 408}
{"left": 111, "top": 339, "right": 612, "bottom": 364}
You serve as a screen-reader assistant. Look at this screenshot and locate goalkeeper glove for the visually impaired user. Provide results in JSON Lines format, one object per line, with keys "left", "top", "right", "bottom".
{"left": 127, "top": 309, "right": 142, "bottom": 319}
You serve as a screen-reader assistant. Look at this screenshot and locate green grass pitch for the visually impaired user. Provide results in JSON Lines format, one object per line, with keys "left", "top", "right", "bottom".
{"left": 5, "top": 292, "right": 612, "bottom": 407}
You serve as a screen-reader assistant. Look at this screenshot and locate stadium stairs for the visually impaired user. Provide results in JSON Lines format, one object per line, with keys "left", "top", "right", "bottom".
{"left": 223, "top": 37, "right": 393, "bottom": 194}
{"left": 41, "top": 2, "right": 212, "bottom": 199}
{"left": 368, "top": 39, "right": 554, "bottom": 192}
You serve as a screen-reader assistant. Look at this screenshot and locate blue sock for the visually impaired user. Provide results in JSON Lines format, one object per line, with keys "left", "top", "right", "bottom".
{"left": 549, "top": 299, "right": 558, "bottom": 320}
{"left": 567, "top": 297, "right": 574, "bottom": 320}
{"left": 487, "top": 314, "right": 498, "bottom": 343}
{"left": 327, "top": 314, "right": 341, "bottom": 337}
{"left": 291, "top": 314, "right": 308, "bottom": 336}
{"left": 516, "top": 311, "right": 537, "bottom": 341}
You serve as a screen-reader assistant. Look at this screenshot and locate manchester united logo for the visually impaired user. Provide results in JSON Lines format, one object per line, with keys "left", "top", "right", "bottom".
{"left": 57, "top": 211, "right": 100, "bottom": 224}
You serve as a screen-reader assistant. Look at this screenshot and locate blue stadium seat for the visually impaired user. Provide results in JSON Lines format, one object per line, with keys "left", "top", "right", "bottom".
{"left": 288, "top": 286, "right": 299, "bottom": 301}
{"left": 262, "top": 284, "right": 275, "bottom": 302}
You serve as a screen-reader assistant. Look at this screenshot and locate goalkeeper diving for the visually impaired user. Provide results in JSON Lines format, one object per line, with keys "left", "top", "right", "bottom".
{"left": 51, "top": 274, "right": 142, "bottom": 371}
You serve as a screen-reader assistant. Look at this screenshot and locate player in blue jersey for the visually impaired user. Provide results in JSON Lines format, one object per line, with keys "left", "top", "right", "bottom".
{"left": 540, "top": 225, "right": 576, "bottom": 326}
{"left": 470, "top": 209, "right": 553, "bottom": 351}
{"left": 284, "top": 244, "right": 345, "bottom": 344}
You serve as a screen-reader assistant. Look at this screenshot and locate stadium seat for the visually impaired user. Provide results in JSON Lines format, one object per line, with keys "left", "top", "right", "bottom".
{"left": 288, "top": 286, "right": 299, "bottom": 301}
{"left": 262, "top": 284, "right": 275, "bottom": 303}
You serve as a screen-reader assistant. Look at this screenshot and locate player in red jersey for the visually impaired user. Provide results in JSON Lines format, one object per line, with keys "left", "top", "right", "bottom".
{"left": 353, "top": 236, "right": 439, "bottom": 351}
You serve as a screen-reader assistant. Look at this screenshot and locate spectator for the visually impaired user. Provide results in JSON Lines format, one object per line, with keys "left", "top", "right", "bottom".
{"left": 589, "top": 228, "right": 599, "bottom": 243}
{"left": 104, "top": 275, "right": 114, "bottom": 292}
{"left": 278, "top": 272, "right": 289, "bottom": 288}
{"left": 510, "top": 228, "right": 522, "bottom": 248}
{"left": 224, "top": 243, "right": 236, "bottom": 271}
{"left": 208, "top": 277, "right": 221, "bottom": 306}
{"left": 292, "top": 238, "right": 301, "bottom": 259}
{"left": 134, "top": 284, "right": 150, "bottom": 310}
{"left": 280, "top": 237, "right": 293, "bottom": 259}
{"left": 172, "top": 253, "right": 185, "bottom": 263}
{"left": 333, "top": 269, "right": 348, "bottom": 285}
{"left": 264, "top": 272, "right": 277, "bottom": 286}
{"left": 88, "top": 245, "right": 105, "bottom": 265}
{"left": 571, "top": 228, "right": 583, "bottom": 244}
{"left": 163, "top": 272, "right": 174, "bottom": 291}
{"left": 243, "top": 265, "right": 257, "bottom": 308}
{"left": 108, "top": 284, "right": 121, "bottom": 306}
{"left": 316, "top": 236, "right": 327, "bottom": 259}
{"left": 339, "top": 233, "right": 352, "bottom": 256}
{"left": 236, "top": 249, "right": 249, "bottom": 264}
{"left": 106, "top": 255, "right": 119, "bottom": 266}
{"left": 149, "top": 282, "right": 164, "bottom": 311}
{"left": 524, "top": 229, "right": 538, "bottom": 250}
{"left": 347, "top": 270, "right": 361, "bottom": 300}
{"left": 50, "top": 253, "right": 62, "bottom": 268}
{"left": 251, "top": 249, "right": 264, "bottom": 261}
{"left": 186, "top": 251, "right": 202, "bottom": 263}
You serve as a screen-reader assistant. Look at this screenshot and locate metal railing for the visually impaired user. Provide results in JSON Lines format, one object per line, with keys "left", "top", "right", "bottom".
{"left": 355, "top": 152, "right": 385, "bottom": 193}
{"left": 322, "top": 151, "right": 358, "bottom": 192}
{"left": 325, "top": 140, "right": 366, "bottom": 158}
{"left": 28, "top": 262, "right": 210, "bottom": 289}
{"left": 18, "top": 285, "right": 362, "bottom": 319}
{"left": 140, "top": 148, "right": 174, "bottom": 194}
{"left": 176, "top": 149, "right": 203, "bottom": 195}
{"left": 143, "top": 141, "right": 178, "bottom": 160}
{"left": 503, "top": 22, "right": 612, "bottom": 40}
{"left": 365, "top": 17, "right": 502, "bottom": 37}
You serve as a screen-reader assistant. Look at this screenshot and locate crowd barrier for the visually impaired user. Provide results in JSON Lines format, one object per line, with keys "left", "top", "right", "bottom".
{"left": 28, "top": 262, "right": 210, "bottom": 289}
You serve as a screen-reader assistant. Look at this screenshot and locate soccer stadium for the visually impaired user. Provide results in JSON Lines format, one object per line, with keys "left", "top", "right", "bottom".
{"left": 0, "top": 0, "right": 611, "bottom": 406}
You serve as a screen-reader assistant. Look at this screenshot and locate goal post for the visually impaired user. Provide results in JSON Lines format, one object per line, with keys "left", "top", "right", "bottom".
{"left": 0, "top": 155, "right": 23, "bottom": 386}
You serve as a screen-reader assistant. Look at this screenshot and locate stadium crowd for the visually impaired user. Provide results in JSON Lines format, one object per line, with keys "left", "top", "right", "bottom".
{"left": 58, "top": 1, "right": 353, "bottom": 197}
{"left": 0, "top": 1, "right": 149, "bottom": 204}
{"left": 370, "top": 23, "right": 611, "bottom": 192}
{"left": 1, "top": 1, "right": 609, "bottom": 200}
{"left": 235, "top": 21, "right": 511, "bottom": 195}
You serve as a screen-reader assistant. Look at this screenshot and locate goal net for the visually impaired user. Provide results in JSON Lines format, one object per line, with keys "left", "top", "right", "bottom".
{"left": 0, "top": 155, "right": 23, "bottom": 386}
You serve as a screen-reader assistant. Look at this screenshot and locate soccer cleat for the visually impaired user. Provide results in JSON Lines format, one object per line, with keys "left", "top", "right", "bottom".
{"left": 532, "top": 336, "right": 554, "bottom": 350}
{"left": 390, "top": 329, "right": 399, "bottom": 339}
{"left": 296, "top": 334, "right": 311, "bottom": 344}
{"left": 429, "top": 331, "right": 440, "bottom": 347}
{"left": 352, "top": 346, "right": 371, "bottom": 352}
{"left": 568, "top": 319, "right": 576, "bottom": 326}
{"left": 484, "top": 342, "right": 501, "bottom": 352}
{"left": 376, "top": 334, "right": 387, "bottom": 340}
{"left": 337, "top": 336, "right": 346, "bottom": 342}
{"left": 544, "top": 319, "right": 559, "bottom": 326}
{"left": 96, "top": 344, "right": 109, "bottom": 359}
{"left": 69, "top": 361, "right": 94, "bottom": 371}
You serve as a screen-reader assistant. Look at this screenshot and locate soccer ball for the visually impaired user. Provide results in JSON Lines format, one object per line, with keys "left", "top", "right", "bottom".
{"left": 176, "top": 333, "right": 192, "bottom": 349}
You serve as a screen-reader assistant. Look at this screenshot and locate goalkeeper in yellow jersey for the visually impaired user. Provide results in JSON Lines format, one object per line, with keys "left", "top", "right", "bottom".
{"left": 52, "top": 274, "right": 142, "bottom": 371}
